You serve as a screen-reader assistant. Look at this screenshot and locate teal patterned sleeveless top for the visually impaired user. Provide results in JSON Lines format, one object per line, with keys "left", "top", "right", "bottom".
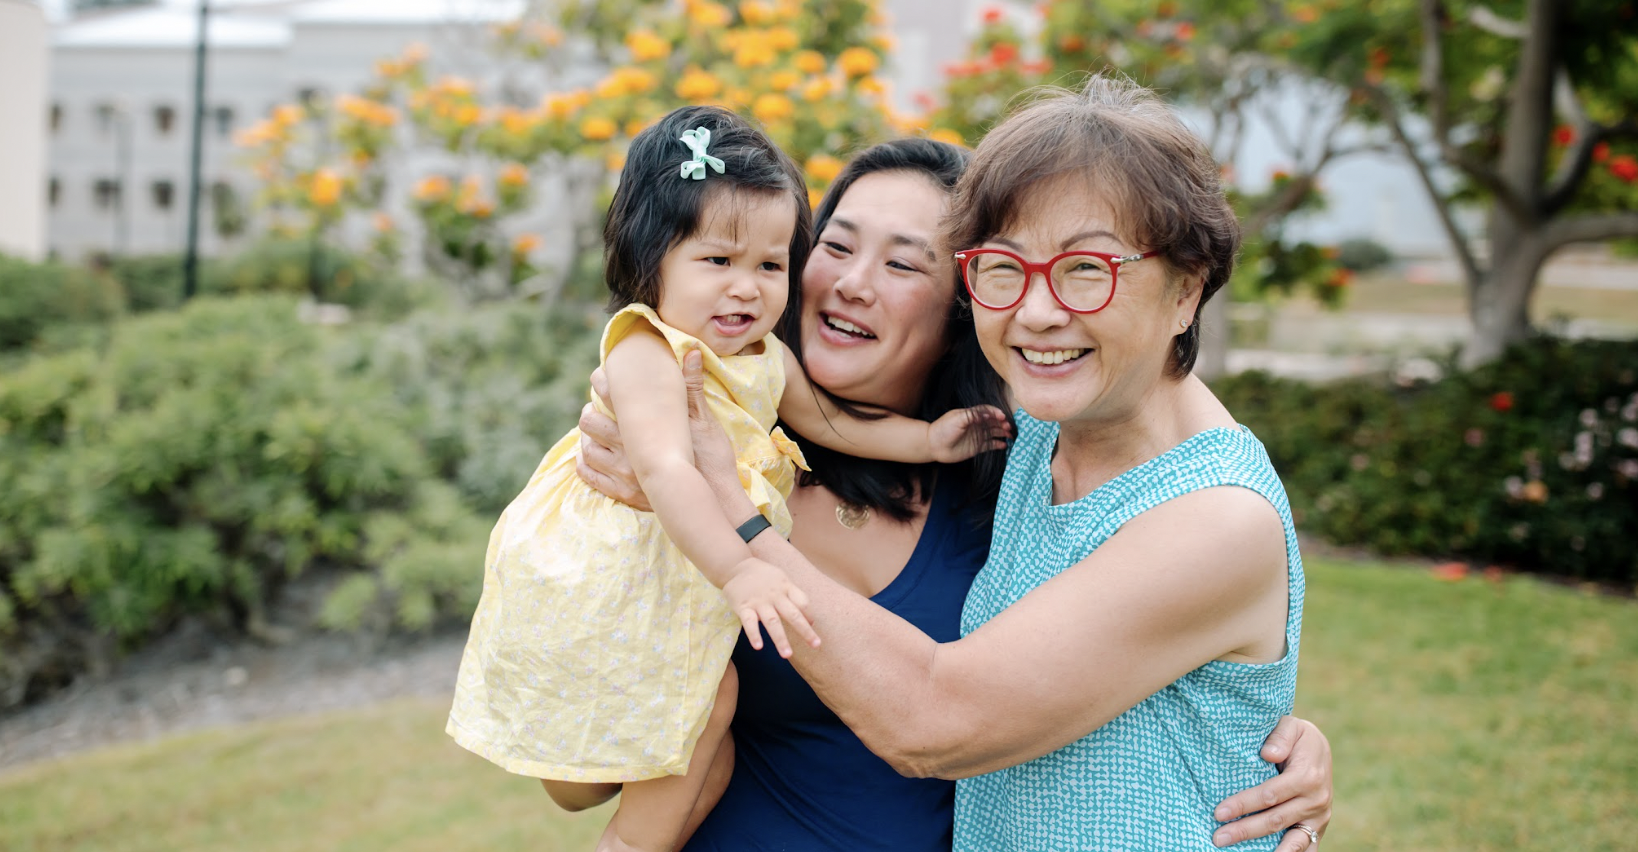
{"left": 955, "top": 412, "right": 1304, "bottom": 851}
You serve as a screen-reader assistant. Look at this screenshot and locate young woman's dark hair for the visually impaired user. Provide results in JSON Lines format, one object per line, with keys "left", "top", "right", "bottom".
{"left": 603, "top": 104, "right": 813, "bottom": 316}
{"left": 780, "top": 137, "right": 1010, "bottom": 522}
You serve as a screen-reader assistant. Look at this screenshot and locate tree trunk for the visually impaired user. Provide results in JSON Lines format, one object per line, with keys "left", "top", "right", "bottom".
{"left": 1461, "top": 211, "right": 1542, "bottom": 368}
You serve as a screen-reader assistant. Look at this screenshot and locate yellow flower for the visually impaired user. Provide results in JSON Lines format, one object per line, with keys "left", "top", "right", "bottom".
{"left": 675, "top": 68, "right": 722, "bottom": 100}
{"left": 804, "top": 154, "right": 843, "bottom": 184}
{"left": 724, "top": 87, "right": 752, "bottom": 108}
{"left": 307, "top": 168, "right": 343, "bottom": 207}
{"left": 838, "top": 47, "right": 879, "bottom": 77}
{"left": 807, "top": 187, "right": 824, "bottom": 209}
{"left": 688, "top": 1, "right": 732, "bottom": 26}
{"left": 453, "top": 104, "right": 482, "bottom": 127}
{"left": 375, "top": 58, "right": 402, "bottom": 78}
{"left": 435, "top": 76, "right": 475, "bottom": 96}
{"left": 541, "top": 93, "right": 581, "bottom": 120}
{"left": 512, "top": 233, "right": 542, "bottom": 255}
{"left": 800, "top": 77, "right": 831, "bottom": 102}
{"left": 615, "top": 66, "right": 656, "bottom": 94}
{"left": 752, "top": 92, "right": 795, "bottom": 123}
{"left": 498, "top": 162, "right": 530, "bottom": 188}
{"left": 734, "top": 36, "right": 777, "bottom": 68}
{"left": 500, "top": 108, "right": 539, "bottom": 136}
{"left": 414, "top": 174, "right": 451, "bottom": 202}
{"left": 739, "top": 0, "right": 775, "bottom": 24}
{"left": 928, "top": 128, "right": 965, "bottom": 147}
{"left": 856, "top": 76, "right": 885, "bottom": 96}
{"left": 595, "top": 75, "right": 628, "bottom": 99}
{"left": 624, "top": 118, "right": 650, "bottom": 137}
{"left": 626, "top": 29, "right": 671, "bottom": 62}
{"left": 402, "top": 42, "right": 429, "bottom": 63}
{"left": 793, "top": 50, "right": 826, "bottom": 74}
{"left": 271, "top": 104, "right": 304, "bottom": 127}
{"left": 373, "top": 212, "right": 395, "bottom": 232}
{"left": 766, "top": 27, "right": 799, "bottom": 51}
{"left": 872, "top": 34, "right": 896, "bottom": 52}
{"left": 606, "top": 150, "right": 627, "bottom": 172}
{"left": 580, "top": 116, "right": 618, "bottom": 141}
{"left": 769, "top": 70, "right": 800, "bottom": 91}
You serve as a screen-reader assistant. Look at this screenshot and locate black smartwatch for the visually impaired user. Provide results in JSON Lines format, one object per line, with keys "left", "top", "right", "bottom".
{"left": 734, "top": 513, "right": 773, "bottom": 543}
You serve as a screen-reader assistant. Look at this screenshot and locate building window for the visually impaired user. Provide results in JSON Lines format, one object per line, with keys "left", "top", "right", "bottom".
{"left": 154, "top": 105, "right": 176, "bottom": 136}
{"left": 94, "top": 178, "right": 123, "bottom": 211}
{"left": 95, "top": 103, "right": 118, "bottom": 136}
{"left": 152, "top": 180, "right": 175, "bottom": 211}
{"left": 296, "top": 86, "right": 323, "bottom": 108}
{"left": 49, "top": 177, "right": 61, "bottom": 207}
{"left": 213, "top": 106, "right": 236, "bottom": 138}
{"left": 50, "top": 103, "right": 63, "bottom": 134}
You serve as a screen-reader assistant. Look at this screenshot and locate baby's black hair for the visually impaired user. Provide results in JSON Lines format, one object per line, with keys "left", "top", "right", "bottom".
{"left": 603, "top": 105, "right": 812, "bottom": 314}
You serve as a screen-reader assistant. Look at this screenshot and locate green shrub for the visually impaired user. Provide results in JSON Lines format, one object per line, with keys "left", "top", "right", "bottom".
{"left": 1336, "top": 237, "right": 1394, "bottom": 272}
{"left": 0, "top": 254, "right": 125, "bottom": 352}
{"left": 1213, "top": 337, "right": 1638, "bottom": 584}
{"left": 0, "top": 296, "right": 493, "bottom": 706}
{"left": 205, "top": 237, "right": 437, "bottom": 319}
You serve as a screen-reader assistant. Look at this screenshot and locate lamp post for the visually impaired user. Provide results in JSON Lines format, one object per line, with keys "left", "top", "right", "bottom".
{"left": 181, "top": 0, "right": 210, "bottom": 300}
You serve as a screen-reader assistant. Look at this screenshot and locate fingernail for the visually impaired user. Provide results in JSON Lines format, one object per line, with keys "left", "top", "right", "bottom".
{"left": 1212, "top": 832, "right": 1229, "bottom": 847}
{"left": 1215, "top": 807, "right": 1230, "bottom": 820}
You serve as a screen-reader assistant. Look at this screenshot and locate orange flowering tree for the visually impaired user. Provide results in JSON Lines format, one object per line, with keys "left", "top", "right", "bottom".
{"left": 922, "top": 0, "right": 1638, "bottom": 367}
{"left": 921, "top": 2, "right": 1367, "bottom": 314}
{"left": 237, "top": 0, "right": 912, "bottom": 304}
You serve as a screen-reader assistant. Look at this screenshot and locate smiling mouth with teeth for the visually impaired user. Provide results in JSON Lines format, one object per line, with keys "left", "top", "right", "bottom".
{"left": 1019, "top": 348, "right": 1089, "bottom": 365}
{"left": 823, "top": 314, "right": 876, "bottom": 339}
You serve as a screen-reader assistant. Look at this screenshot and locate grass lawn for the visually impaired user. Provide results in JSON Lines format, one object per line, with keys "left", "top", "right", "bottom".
{"left": 2, "top": 558, "right": 1634, "bottom": 852}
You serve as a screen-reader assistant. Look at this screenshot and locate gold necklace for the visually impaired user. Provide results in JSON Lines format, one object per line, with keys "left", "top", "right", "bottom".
{"left": 835, "top": 500, "right": 872, "bottom": 530}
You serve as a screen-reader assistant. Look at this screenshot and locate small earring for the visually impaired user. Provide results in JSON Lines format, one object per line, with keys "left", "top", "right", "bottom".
{"left": 1178, "top": 319, "right": 1190, "bottom": 331}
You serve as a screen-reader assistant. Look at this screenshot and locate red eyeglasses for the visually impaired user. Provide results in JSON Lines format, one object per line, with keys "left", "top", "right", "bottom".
{"left": 954, "top": 248, "right": 1155, "bottom": 314}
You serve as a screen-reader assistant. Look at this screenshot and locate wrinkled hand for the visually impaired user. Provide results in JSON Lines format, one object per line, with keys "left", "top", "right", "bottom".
{"left": 720, "top": 556, "right": 820, "bottom": 658}
{"left": 928, "top": 405, "right": 1013, "bottom": 463}
{"left": 574, "top": 366, "right": 652, "bottom": 511}
{"left": 1211, "top": 715, "right": 1333, "bottom": 849}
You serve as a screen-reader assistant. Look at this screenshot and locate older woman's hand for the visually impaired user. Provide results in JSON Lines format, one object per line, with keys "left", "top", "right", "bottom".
{"left": 1211, "top": 715, "right": 1333, "bottom": 849}
{"left": 576, "top": 349, "right": 742, "bottom": 513}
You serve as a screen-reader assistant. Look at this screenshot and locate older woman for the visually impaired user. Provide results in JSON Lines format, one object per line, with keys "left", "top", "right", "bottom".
{"left": 577, "top": 128, "right": 1331, "bottom": 850}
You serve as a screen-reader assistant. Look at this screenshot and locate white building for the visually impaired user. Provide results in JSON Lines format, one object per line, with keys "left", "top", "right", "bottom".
{"left": 0, "top": 0, "right": 50, "bottom": 260}
{"left": 44, "top": 0, "right": 523, "bottom": 260}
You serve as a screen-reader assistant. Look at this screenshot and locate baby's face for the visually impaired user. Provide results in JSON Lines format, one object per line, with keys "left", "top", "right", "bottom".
{"left": 656, "top": 189, "right": 795, "bottom": 356}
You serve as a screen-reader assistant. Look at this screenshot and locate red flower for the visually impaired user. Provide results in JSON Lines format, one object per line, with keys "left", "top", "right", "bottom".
{"left": 1611, "top": 154, "right": 1638, "bottom": 183}
{"left": 989, "top": 42, "right": 1019, "bottom": 65}
{"left": 1552, "top": 125, "right": 1575, "bottom": 147}
{"left": 1175, "top": 21, "right": 1196, "bottom": 41}
{"left": 1432, "top": 562, "right": 1469, "bottom": 582}
{"left": 981, "top": 6, "right": 1004, "bottom": 24}
{"left": 912, "top": 90, "right": 936, "bottom": 111}
{"left": 1368, "top": 45, "right": 1391, "bottom": 68}
{"left": 1483, "top": 565, "right": 1505, "bottom": 584}
{"left": 1489, "top": 391, "right": 1514, "bottom": 412}
{"left": 1022, "top": 59, "right": 1052, "bottom": 75}
{"left": 1592, "top": 142, "right": 1610, "bottom": 163}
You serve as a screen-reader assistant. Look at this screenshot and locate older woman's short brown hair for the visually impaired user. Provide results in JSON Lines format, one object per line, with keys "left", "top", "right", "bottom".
{"left": 940, "top": 73, "right": 1240, "bottom": 378}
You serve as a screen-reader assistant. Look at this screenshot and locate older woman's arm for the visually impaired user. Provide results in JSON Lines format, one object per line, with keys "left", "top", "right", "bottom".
{"left": 751, "top": 488, "right": 1288, "bottom": 779}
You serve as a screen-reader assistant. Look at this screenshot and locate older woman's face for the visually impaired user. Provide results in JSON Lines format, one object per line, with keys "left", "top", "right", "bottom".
{"left": 970, "top": 179, "right": 1200, "bottom": 427}
{"left": 800, "top": 171, "right": 955, "bottom": 414}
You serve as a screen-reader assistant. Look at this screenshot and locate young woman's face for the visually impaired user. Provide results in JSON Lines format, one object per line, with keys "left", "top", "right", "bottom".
{"left": 799, "top": 171, "right": 956, "bottom": 414}
{"left": 657, "top": 189, "right": 797, "bottom": 356}
{"left": 968, "top": 178, "right": 1199, "bottom": 428}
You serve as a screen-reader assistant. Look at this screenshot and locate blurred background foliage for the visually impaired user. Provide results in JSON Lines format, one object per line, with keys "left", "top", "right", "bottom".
{"left": 2, "top": 0, "right": 1636, "bottom": 711}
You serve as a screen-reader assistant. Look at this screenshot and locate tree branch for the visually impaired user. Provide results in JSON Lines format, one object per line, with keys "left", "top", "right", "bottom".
{"left": 1469, "top": 5, "right": 1529, "bottom": 38}
{"left": 1414, "top": 0, "right": 1530, "bottom": 222}
{"left": 1541, "top": 211, "right": 1638, "bottom": 253}
{"left": 1370, "top": 88, "right": 1484, "bottom": 288}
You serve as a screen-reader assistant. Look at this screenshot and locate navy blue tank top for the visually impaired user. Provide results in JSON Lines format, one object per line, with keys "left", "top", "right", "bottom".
{"left": 683, "top": 479, "right": 992, "bottom": 851}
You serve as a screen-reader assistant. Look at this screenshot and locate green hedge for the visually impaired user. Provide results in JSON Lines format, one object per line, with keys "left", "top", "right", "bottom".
{"left": 1213, "top": 337, "right": 1638, "bottom": 585}
{"left": 0, "top": 296, "right": 586, "bottom": 707}
{"left": 0, "top": 255, "right": 125, "bottom": 353}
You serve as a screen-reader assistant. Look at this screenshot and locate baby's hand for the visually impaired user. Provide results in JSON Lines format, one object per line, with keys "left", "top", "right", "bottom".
{"left": 720, "top": 557, "right": 821, "bottom": 658}
{"left": 928, "top": 405, "right": 1013, "bottom": 463}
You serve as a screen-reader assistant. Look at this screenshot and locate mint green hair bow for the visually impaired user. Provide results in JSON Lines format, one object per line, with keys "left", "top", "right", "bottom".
{"left": 678, "top": 127, "right": 726, "bottom": 180}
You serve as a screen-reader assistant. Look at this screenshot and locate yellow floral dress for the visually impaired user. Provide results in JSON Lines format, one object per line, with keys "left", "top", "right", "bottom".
{"left": 446, "top": 303, "right": 808, "bottom": 782}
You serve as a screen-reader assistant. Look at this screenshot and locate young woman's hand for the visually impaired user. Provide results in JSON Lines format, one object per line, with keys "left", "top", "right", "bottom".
{"left": 720, "top": 556, "right": 820, "bottom": 658}
{"left": 1211, "top": 715, "right": 1333, "bottom": 849}
{"left": 928, "top": 404, "right": 1013, "bottom": 463}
